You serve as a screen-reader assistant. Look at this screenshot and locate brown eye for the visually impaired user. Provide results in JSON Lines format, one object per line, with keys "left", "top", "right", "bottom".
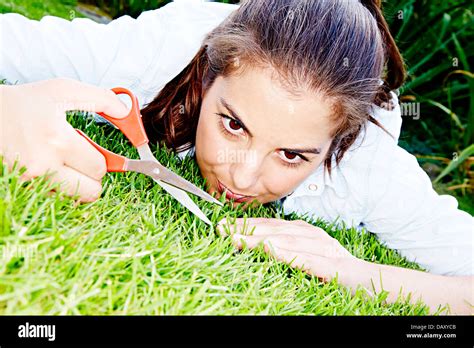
{"left": 284, "top": 151, "right": 297, "bottom": 160}
{"left": 220, "top": 114, "right": 245, "bottom": 136}
{"left": 229, "top": 119, "right": 242, "bottom": 130}
{"left": 278, "top": 150, "right": 305, "bottom": 168}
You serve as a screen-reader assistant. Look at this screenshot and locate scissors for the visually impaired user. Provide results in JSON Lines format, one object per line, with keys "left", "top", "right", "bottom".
{"left": 76, "top": 87, "right": 223, "bottom": 226}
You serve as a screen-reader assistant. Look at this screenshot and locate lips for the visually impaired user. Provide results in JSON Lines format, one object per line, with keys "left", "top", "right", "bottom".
{"left": 217, "top": 180, "right": 255, "bottom": 203}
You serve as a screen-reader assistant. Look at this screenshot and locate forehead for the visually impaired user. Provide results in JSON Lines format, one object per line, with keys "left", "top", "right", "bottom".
{"left": 213, "top": 66, "right": 334, "bottom": 146}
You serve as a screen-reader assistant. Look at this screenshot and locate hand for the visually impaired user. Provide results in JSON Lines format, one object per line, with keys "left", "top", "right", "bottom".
{"left": 0, "top": 78, "right": 129, "bottom": 202}
{"left": 217, "top": 217, "right": 357, "bottom": 281}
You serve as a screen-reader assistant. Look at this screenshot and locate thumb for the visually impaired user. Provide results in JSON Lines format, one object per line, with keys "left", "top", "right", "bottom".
{"left": 50, "top": 78, "right": 130, "bottom": 118}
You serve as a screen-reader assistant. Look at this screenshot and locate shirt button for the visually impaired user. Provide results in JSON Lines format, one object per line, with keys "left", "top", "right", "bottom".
{"left": 308, "top": 184, "right": 318, "bottom": 191}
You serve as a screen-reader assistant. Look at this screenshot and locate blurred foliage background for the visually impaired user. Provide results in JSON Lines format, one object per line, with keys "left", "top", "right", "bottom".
{"left": 0, "top": 0, "right": 473, "bottom": 213}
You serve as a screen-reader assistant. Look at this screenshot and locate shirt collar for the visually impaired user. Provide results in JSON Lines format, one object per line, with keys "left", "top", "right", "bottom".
{"left": 285, "top": 157, "right": 349, "bottom": 200}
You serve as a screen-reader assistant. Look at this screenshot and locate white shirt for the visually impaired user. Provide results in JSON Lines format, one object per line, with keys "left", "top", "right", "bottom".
{"left": 1, "top": 0, "right": 473, "bottom": 276}
{"left": 0, "top": 0, "right": 238, "bottom": 107}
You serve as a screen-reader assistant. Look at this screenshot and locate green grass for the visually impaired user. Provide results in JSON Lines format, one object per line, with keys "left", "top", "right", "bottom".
{"left": 0, "top": 114, "right": 434, "bottom": 315}
{"left": 384, "top": 0, "right": 474, "bottom": 211}
{"left": 1, "top": 0, "right": 470, "bottom": 315}
{"left": 0, "top": 0, "right": 82, "bottom": 20}
{"left": 2, "top": 0, "right": 472, "bottom": 214}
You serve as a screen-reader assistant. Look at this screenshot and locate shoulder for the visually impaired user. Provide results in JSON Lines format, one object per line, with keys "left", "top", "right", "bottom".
{"left": 332, "top": 90, "right": 404, "bottom": 191}
{"left": 135, "top": 0, "right": 239, "bottom": 105}
{"left": 333, "top": 106, "right": 403, "bottom": 205}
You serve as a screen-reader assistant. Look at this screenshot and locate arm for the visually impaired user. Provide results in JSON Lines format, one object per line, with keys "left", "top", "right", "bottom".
{"left": 355, "top": 142, "right": 473, "bottom": 313}
{"left": 216, "top": 217, "right": 473, "bottom": 314}
{"left": 340, "top": 257, "right": 473, "bottom": 314}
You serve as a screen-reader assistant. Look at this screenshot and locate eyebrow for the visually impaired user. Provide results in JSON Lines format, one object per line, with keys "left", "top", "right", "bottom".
{"left": 282, "top": 146, "right": 321, "bottom": 155}
{"left": 220, "top": 97, "right": 254, "bottom": 137}
{"left": 219, "top": 97, "right": 322, "bottom": 155}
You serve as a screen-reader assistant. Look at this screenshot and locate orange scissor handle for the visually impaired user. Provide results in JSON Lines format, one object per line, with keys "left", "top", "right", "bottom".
{"left": 76, "top": 129, "right": 127, "bottom": 172}
{"left": 97, "top": 87, "right": 149, "bottom": 148}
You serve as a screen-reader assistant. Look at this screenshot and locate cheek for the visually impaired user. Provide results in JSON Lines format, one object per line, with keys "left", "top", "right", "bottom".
{"left": 263, "top": 166, "right": 315, "bottom": 199}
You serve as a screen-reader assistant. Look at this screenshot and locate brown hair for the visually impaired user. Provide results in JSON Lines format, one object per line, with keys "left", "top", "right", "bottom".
{"left": 141, "top": 0, "right": 406, "bottom": 174}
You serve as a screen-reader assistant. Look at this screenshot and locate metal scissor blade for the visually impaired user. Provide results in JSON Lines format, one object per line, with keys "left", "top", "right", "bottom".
{"left": 127, "top": 159, "right": 223, "bottom": 207}
{"left": 151, "top": 177, "right": 212, "bottom": 226}
{"left": 134, "top": 144, "right": 216, "bottom": 225}
{"left": 152, "top": 164, "right": 223, "bottom": 206}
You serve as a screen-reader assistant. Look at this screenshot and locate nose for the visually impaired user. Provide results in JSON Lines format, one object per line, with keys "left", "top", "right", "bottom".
{"left": 229, "top": 149, "right": 262, "bottom": 192}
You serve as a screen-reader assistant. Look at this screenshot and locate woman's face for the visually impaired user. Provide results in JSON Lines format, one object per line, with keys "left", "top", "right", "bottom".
{"left": 195, "top": 66, "right": 334, "bottom": 209}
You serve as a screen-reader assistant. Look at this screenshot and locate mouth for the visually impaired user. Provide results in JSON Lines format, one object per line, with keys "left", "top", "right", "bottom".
{"left": 217, "top": 180, "right": 256, "bottom": 203}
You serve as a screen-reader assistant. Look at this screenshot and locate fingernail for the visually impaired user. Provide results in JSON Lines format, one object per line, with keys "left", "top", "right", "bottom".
{"left": 231, "top": 234, "right": 245, "bottom": 248}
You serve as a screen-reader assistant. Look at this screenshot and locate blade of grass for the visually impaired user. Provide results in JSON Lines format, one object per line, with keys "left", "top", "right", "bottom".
{"left": 423, "top": 99, "right": 464, "bottom": 131}
{"left": 434, "top": 144, "right": 474, "bottom": 183}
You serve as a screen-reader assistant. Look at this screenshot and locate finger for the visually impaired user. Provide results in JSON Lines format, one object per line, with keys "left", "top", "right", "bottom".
{"left": 218, "top": 217, "right": 279, "bottom": 227}
{"left": 47, "top": 165, "right": 103, "bottom": 202}
{"left": 269, "top": 235, "right": 353, "bottom": 259}
{"left": 230, "top": 234, "right": 322, "bottom": 276}
{"left": 58, "top": 123, "right": 107, "bottom": 181}
{"left": 50, "top": 78, "right": 130, "bottom": 118}
{"left": 216, "top": 220, "right": 249, "bottom": 237}
{"left": 230, "top": 234, "right": 265, "bottom": 249}
{"left": 250, "top": 228, "right": 321, "bottom": 239}
{"left": 217, "top": 217, "right": 324, "bottom": 238}
{"left": 231, "top": 233, "right": 350, "bottom": 259}
{"left": 231, "top": 234, "right": 313, "bottom": 251}
{"left": 232, "top": 217, "right": 291, "bottom": 226}
{"left": 216, "top": 218, "right": 273, "bottom": 237}
{"left": 265, "top": 243, "right": 335, "bottom": 281}
{"left": 219, "top": 217, "right": 313, "bottom": 229}
{"left": 236, "top": 217, "right": 281, "bottom": 225}
{"left": 242, "top": 220, "right": 325, "bottom": 239}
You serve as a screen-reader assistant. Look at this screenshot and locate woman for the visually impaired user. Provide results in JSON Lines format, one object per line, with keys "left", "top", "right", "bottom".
{"left": 1, "top": 0, "right": 472, "bottom": 314}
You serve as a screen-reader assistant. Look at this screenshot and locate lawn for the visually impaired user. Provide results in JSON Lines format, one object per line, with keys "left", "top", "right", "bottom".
{"left": 0, "top": 114, "right": 432, "bottom": 315}
{"left": 1, "top": 0, "right": 472, "bottom": 315}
